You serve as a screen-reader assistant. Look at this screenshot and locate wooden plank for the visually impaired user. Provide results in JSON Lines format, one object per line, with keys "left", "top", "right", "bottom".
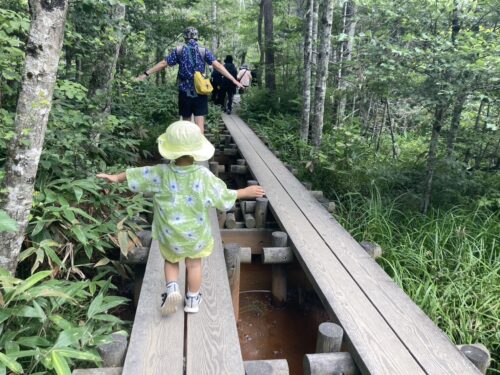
{"left": 122, "top": 241, "right": 185, "bottom": 375}
{"left": 222, "top": 114, "right": 424, "bottom": 375}
{"left": 185, "top": 208, "right": 245, "bottom": 375}
{"left": 220, "top": 228, "right": 275, "bottom": 254}
{"left": 228, "top": 115, "right": 480, "bottom": 375}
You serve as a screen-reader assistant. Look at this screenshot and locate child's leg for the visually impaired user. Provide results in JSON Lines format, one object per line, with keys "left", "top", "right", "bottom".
{"left": 185, "top": 257, "right": 202, "bottom": 293}
{"left": 164, "top": 260, "right": 179, "bottom": 283}
{"left": 161, "top": 260, "right": 182, "bottom": 315}
{"left": 184, "top": 257, "right": 203, "bottom": 313}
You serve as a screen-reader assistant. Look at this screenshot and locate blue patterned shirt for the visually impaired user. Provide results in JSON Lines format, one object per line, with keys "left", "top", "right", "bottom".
{"left": 165, "top": 40, "right": 216, "bottom": 96}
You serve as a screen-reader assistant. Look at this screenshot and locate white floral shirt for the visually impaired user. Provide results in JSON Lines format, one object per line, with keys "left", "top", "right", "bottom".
{"left": 126, "top": 163, "right": 237, "bottom": 260}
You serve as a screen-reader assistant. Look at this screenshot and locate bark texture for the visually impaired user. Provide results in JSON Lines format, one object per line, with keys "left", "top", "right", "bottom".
{"left": 263, "top": 0, "right": 276, "bottom": 91}
{"left": 311, "top": 0, "right": 335, "bottom": 148}
{"left": 88, "top": 3, "right": 126, "bottom": 113}
{"left": 0, "top": 0, "right": 69, "bottom": 274}
{"left": 300, "top": 0, "right": 314, "bottom": 141}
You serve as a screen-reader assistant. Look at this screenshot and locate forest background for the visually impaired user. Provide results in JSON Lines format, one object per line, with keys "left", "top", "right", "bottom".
{"left": 0, "top": 0, "right": 498, "bottom": 373}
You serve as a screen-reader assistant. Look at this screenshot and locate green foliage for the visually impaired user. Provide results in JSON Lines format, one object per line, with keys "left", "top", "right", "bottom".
{"left": 0, "top": 210, "right": 18, "bottom": 232}
{"left": 0, "top": 268, "right": 128, "bottom": 374}
{"left": 335, "top": 192, "right": 500, "bottom": 371}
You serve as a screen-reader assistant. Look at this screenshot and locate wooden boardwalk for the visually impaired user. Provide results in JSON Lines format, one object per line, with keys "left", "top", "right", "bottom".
{"left": 221, "top": 113, "right": 480, "bottom": 375}
{"left": 122, "top": 208, "right": 244, "bottom": 375}
{"left": 121, "top": 114, "right": 480, "bottom": 375}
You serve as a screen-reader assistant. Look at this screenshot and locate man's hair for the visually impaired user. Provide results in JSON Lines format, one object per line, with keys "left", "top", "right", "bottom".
{"left": 184, "top": 27, "right": 199, "bottom": 41}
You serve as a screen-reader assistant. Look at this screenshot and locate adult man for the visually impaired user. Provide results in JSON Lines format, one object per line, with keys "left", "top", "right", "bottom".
{"left": 136, "top": 27, "right": 242, "bottom": 132}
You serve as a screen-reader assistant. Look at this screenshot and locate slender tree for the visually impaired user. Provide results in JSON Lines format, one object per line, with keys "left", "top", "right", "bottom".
{"left": 300, "top": 0, "right": 314, "bottom": 140}
{"left": 263, "top": 0, "right": 276, "bottom": 91}
{"left": 336, "top": 0, "right": 356, "bottom": 127}
{"left": 0, "top": 0, "right": 70, "bottom": 274}
{"left": 311, "top": 0, "right": 335, "bottom": 148}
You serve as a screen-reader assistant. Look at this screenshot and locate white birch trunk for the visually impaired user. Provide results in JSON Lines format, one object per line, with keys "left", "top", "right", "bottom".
{"left": 0, "top": 0, "right": 69, "bottom": 274}
{"left": 336, "top": 1, "right": 356, "bottom": 127}
{"left": 311, "top": 0, "right": 336, "bottom": 148}
{"left": 300, "top": 0, "right": 314, "bottom": 141}
{"left": 211, "top": 0, "right": 218, "bottom": 53}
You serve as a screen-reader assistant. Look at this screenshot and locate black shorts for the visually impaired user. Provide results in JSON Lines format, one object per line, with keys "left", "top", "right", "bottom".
{"left": 178, "top": 91, "right": 208, "bottom": 118}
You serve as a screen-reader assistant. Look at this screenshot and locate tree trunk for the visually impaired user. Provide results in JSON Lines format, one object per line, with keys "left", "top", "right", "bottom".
{"left": 263, "top": 0, "right": 276, "bottom": 91}
{"left": 421, "top": 105, "right": 446, "bottom": 214}
{"left": 211, "top": 0, "right": 218, "bottom": 53}
{"left": 308, "top": 0, "right": 319, "bottom": 113}
{"left": 336, "top": 1, "right": 356, "bottom": 127}
{"left": 311, "top": 0, "right": 335, "bottom": 148}
{"left": 386, "top": 100, "right": 397, "bottom": 158}
{"left": 446, "top": 93, "right": 466, "bottom": 158}
{"left": 375, "top": 99, "right": 387, "bottom": 152}
{"left": 0, "top": 0, "right": 69, "bottom": 274}
{"left": 257, "top": 0, "right": 264, "bottom": 87}
{"left": 88, "top": 3, "right": 126, "bottom": 113}
{"left": 300, "top": 0, "right": 314, "bottom": 141}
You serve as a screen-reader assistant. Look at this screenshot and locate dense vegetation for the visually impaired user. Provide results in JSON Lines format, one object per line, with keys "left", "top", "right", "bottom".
{"left": 0, "top": 0, "right": 498, "bottom": 373}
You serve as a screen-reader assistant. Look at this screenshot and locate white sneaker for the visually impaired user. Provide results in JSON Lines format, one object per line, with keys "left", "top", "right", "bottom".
{"left": 160, "top": 282, "right": 182, "bottom": 316}
{"left": 184, "top": 292, "right": 203, "bottom": 313}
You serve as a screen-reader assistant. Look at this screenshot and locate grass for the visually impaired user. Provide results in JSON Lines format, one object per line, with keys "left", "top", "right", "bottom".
{"left": 335, "top": 191, "right": 500, "bottom": 373}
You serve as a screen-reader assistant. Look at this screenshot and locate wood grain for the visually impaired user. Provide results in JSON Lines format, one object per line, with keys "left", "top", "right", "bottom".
{"left": 224, "top": 114, "right": 480, "bottom": 375}
{"left": 185, "top": 208, "right": 245, "bottom": 375}
{"left": 122, "top": 241, "right": 185, "bottom": 375}
{"left": 228, "top": 114, "right": 479, "bottom": 375}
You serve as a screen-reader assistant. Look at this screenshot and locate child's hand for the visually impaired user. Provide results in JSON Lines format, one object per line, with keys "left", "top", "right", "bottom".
{"left": 237, "top": 185, "right": 266, "bottom": 199}
{"left": 96, "top": 173, "right": 122, "bottom": 183}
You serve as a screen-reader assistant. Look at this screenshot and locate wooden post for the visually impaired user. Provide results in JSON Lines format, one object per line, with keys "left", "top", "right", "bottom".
{"left": 224, "top": 148, "right": 238, "bottom": 156}
{"left": 244, "top": 359, "right": 289, "bottom": 375}
{"left": 224, "top": 134, "right": 232, "bottom": 147}
{"left": 230, "top": 164, "right": 248, "bottom": 174}
{"left": 255, "top": 197, "right": 269, "bottom": 228}
{"left": 217, "top": 210, "right": 227, "bottom": 228}
{"left": 360, "top": 242, "right": 383, "bottom": 259}
{"left": 240, "top": 247, "right": 252, "bottom": 263}
{"left": 242, "top": 201, "right": 256, "bottom": 214}
{"left": 247, "top": 179, "right": 258, "bottom": 186}
{"left": 244, "top": 213, "right": 256, "bottom": 228}
{"left": 237, "top": 158, "right": 246, "bottom": 165}
{"left": 225, "top": 212, "right": 236, "bottom": 229}
{"left": 302, "top": 181, "right": 313, "bottom": 190}
{"left": 458, "top": 344, "right": 491, "bottom": 374}
{"left": 316, "top": 322, "right": 343, "bottom": 353}
{"left": 224, "top": 243, "right": 241, "bottom": 320}
{"left": 209, "top": 161, "right": 219, "bottom": 177}
{"left": 271, "top": 231, "right": 288, "bottom": 306}
{"left": 303, "top": 353, "right": 360, "bottom": 375}
{"left": 262, "top": 247, "right": 294, "bottom": 264}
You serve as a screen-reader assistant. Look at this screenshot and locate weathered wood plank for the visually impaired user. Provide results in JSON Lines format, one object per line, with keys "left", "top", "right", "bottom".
{"left": 185, "top": 208, "right": 245, "bottom": 375}
{"left": 122, "top": 241, "right": 185, "bottom": 375}
{"left": 223, "top": 114, "right": 424, "bottom": 375}
{"left": 220, "top": 228, "right": 274, "bottom": 254}
{"left": 227, "top": 114, "right": 480, "bottom": 375}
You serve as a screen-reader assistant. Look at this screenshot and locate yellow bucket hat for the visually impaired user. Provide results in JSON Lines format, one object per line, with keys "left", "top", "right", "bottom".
{"left": 157, "top": 121, "right": 215, "bottom": 161}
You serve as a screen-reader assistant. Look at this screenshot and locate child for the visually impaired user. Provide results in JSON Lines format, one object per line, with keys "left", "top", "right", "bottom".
{"left": 97, "top": 121, "right": 265, "bottom": 315}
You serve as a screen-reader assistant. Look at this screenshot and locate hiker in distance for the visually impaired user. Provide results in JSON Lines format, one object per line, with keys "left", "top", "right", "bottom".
{"left": 136, "top": 27, "right": 243, "bottom": 133}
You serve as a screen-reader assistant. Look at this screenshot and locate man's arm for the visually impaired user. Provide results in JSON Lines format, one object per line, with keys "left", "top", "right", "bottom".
{"left": 135, "top": 60, "right": 169, "bottom": 81}
{"left": 212, "top": 60, "right": 244, "bottom": 89}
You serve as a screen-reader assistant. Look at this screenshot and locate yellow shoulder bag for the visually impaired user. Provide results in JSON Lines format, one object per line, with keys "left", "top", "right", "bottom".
{"left": 194, "top": 71, "right": 213, "bottom": 95}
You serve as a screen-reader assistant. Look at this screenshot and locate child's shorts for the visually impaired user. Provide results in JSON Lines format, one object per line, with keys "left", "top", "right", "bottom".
{"left": 158, "top": 239, "right": 215, "bottom": 263}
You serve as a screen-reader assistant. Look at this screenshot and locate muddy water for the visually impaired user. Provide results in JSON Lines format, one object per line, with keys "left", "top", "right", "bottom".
{"left": 238, "top": 263, "right": 329, "bottom": 375}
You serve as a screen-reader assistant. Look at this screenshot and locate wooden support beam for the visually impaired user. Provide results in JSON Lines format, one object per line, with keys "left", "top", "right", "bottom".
{"left": 271, "top": 231, "right": 288, "bottom": 306}
{"left": 242, "top": 200, "right": 256, "bottom": 214}
{"left": 458, "top": 344, "right": 491, "bottom": 374}
{"left": 220, "top": 228, "right": 274, "bottom": 254}
{"left": 316, "top": 322, "right": 343, "bottom": 353}
{"left": 225, "top": 212, "right": 236, "bottom": 229}
{"left": 255, "top": 197, "right": 269, "bottom": 228}
{"left": 240, "top": 246, "right": 252, "bottom": 263}
{"left": 224, "top": 243, "right": 241, "bottom": 320}
{"left": 303, "top": 353, "right": 360, "bottom": 375}
{"left": 224, "top": 148, "right": 238, "bottom": 156}
{"left": 247, "top": 179, "right": 258, "bottom": 186}
{"left": 230, "top": 164, "right": 248, "bottom": 174}
{"left": 262, "top": 247, "right": 293, "bottom": 264}
{"left": 244, "top": 213, "right": 256, "bottom": 228}
{"left": 360, "top": 242, "right": 383, "bottom": 259}
{"left": 244, "top": 359, "right": 289, "bottom": 375}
